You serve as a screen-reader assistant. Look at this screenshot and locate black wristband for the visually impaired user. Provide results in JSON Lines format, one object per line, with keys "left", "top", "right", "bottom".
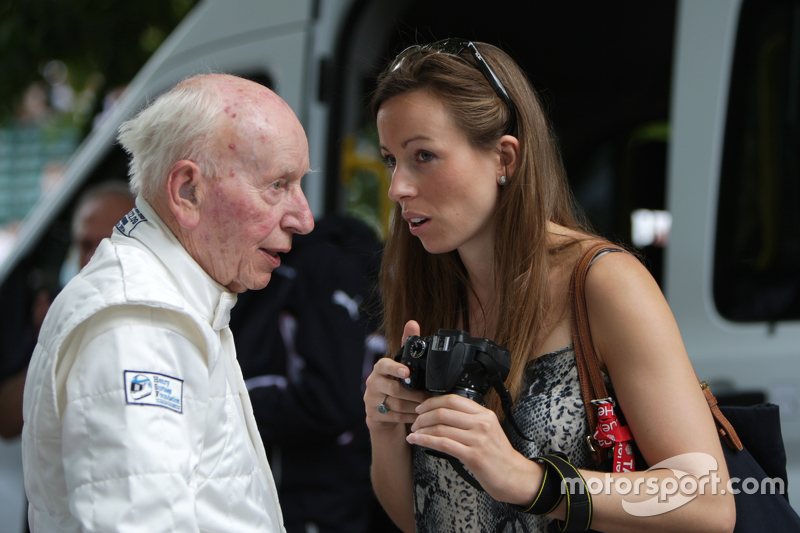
{"left": 536, "top": 453, "right": 593, "bottom": 532}
{"left": 511, "top": 458, "right": 564, "bottom": 515}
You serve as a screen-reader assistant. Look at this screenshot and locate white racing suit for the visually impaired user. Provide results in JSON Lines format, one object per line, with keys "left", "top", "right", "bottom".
{"left": 22, "top": 198, "right": 284, "bottom": 532}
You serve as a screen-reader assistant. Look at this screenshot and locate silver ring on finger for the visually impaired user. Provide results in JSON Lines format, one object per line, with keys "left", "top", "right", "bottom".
{"left": 377, "top": 395, "right": 390, "bottom": 414}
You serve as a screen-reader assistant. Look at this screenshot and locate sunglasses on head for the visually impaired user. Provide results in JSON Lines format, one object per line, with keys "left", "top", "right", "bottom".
{"left": 390, "top": 38, "right": 517, "bottom": 136}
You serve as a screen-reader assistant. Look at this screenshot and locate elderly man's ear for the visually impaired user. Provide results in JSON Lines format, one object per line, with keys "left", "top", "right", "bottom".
{"left": 166, "top": 160, "right": 202, "bottom": 229}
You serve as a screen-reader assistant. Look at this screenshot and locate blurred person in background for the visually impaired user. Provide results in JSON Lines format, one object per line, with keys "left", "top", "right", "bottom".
{"left": 230, "top": 213, "right": 401, "bottom": 533}
{"left": 70, "top": 180, "right": 137, "bottom": 277}
{"left": 0, "top": 180, "right": 134, "bottom": 440}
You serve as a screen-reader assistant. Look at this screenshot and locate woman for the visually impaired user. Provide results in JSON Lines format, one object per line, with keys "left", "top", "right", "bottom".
{"left": 364, "top": 39, "right": 735, "bottom": 533}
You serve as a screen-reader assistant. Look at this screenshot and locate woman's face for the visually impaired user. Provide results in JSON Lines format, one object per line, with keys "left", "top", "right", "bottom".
{"left": 377, "top": 89, "right": 502, "bottom": 257}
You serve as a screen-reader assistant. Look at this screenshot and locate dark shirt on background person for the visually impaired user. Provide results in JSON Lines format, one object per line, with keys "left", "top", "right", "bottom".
{"left": 230, "top": 214, "right": 400, "bottom": 533}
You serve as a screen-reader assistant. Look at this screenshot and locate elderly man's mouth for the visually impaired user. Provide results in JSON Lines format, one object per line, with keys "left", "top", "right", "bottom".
{"left": 260, "top": 248, "right": 282, "bottom": 267}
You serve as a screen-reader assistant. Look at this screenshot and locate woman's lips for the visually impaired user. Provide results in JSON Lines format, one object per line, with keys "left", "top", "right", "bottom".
{"left": 408, "top": 217, "right": 430, "bottom": 236}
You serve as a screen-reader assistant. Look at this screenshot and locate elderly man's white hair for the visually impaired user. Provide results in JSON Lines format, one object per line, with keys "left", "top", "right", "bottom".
{"left": 117, "top": 75, "right": 226, "bottom": 203}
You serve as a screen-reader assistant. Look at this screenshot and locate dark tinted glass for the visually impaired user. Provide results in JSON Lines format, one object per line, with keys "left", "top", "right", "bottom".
{"left": 715, "top": 0, "right": 800, "bottom": 321}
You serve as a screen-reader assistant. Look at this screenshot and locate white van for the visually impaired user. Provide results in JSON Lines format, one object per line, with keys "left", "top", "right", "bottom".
{"left": 1, "top": 0, "right": 798, "bottom": 528}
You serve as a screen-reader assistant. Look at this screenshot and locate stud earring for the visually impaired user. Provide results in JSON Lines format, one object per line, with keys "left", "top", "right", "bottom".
{"left": 499, "top": 175, "right": 507, "bottom": 185}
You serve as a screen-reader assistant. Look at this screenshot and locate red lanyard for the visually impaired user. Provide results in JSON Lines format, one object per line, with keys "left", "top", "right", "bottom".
{"left": 592, "top": 398, "right": 635, "bottom": 472}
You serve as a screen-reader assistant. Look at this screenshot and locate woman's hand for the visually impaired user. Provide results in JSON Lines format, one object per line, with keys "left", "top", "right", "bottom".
{"left": 408, "top": 393, "right": 543, "bottom": 506}
{"left": 364, "top": 320, "right": 430, "bottom": 430}
{"left": 365, "top": 320, "right": 430, "bottom": 533}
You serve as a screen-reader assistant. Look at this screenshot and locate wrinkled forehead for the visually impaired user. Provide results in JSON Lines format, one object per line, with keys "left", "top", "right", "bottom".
{"left": 216, "top": 100, "right": 308, "bottom": 178}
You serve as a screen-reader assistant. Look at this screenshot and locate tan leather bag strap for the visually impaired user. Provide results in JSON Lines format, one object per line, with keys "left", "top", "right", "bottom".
{"left": 569, "top": 242, "right": 742, "bottom": 467}
{"left": 570, "top": 241, "right": 625, "bottom": 464}
{"left": 702, "top": 381, "right": 743, "bottom": 451}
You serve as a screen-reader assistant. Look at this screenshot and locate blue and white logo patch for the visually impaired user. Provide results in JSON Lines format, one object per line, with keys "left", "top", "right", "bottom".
{"left": 124, "top": 370, "right": 183, "bottom": 413}
{"left": 115, "top": 207, "right": 148, "bottom": 237}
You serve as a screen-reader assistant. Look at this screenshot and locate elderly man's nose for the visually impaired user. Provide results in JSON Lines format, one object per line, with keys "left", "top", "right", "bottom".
{"left": 284, "top": 189, "right": 314, "bottom": 235}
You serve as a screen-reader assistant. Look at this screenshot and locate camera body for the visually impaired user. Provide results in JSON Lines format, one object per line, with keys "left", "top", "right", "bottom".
{"left": 393, "top": 329, "right": 511, "bottom": 405}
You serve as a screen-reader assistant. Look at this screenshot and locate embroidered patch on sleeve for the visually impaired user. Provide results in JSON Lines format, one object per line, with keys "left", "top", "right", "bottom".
{"left": 123, "top": 370, "right": 183, "bottom": 413}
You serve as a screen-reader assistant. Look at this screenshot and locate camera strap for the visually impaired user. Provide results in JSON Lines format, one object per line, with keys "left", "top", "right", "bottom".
{"left": 444, "top": 356, "right": 537, "bottom": 493}
{"left": 434, "top": 346, "right": 537, "bottom": 493}
{"left": 447, "top": 457, "right": 485, "bottom": 491}
{"left": 477, "top": 352, "right": 536, "bottom": 443}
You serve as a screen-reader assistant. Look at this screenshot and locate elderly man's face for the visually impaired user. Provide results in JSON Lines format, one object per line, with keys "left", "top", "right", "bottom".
{"left": 193, "top": 84, "right": 314, "bottom": 293}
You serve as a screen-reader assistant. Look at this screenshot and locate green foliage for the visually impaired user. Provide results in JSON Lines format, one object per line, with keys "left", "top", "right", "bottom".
{"left": 0, "top": 0, "right": 199, "bottom": 127}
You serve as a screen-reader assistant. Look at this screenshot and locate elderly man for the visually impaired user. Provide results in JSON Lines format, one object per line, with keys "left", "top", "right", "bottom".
{"left": 21, "top": 74, "right": 314, "bottom": 532}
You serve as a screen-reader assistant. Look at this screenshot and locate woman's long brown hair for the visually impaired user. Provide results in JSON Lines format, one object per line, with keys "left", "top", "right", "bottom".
{"left": 372, "top": 42, "right": 591, "bottom": 418}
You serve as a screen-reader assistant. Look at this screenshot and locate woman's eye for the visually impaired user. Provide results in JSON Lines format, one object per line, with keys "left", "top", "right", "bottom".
{"left": 418, "top": 151, "right": 433, "bottom": 162}
{"left": 382, "top": 155, "right": 396, "bottom": 168}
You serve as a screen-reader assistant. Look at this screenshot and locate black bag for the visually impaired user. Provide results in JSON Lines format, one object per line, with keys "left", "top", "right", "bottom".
{"left": 718, "top": 404, "right": 800, "bottom": 531}
{"left": 570, "top": 242, "right": 800, "bottom": 532}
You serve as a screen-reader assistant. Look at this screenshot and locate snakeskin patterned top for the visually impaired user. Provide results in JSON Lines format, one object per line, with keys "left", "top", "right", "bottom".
{"left": 412, "top": 345, "right": 594, "bottom": 533}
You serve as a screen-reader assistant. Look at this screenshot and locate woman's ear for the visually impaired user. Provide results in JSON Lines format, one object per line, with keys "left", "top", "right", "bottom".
{"left": 165, "top": 160, "right": 202, "bottom": 229}
{"left": 496, "top": 134, "right": 520, "bottom": 182}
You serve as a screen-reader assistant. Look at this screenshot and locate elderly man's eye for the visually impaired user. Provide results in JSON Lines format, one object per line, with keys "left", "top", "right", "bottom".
{"left": 270, "top": 181, "right": 283, "bottom": 190}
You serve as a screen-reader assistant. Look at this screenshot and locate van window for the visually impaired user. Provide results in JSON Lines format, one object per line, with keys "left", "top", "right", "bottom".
{"left": 715, "top": 0, "right": 800, "bottom": 322}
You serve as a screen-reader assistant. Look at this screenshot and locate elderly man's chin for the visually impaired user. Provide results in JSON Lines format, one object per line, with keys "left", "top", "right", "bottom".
{"left": 226, "top": 272, "right": 272, "bottom": 294}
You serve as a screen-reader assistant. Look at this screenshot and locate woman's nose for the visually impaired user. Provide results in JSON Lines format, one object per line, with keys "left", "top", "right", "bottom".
{"left": 387, "top": 166, "right": 416, "bottom": 203}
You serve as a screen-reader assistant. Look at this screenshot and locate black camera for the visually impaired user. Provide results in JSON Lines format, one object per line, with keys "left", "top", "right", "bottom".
{"left": 393, "top": 329, "right": 511, "bottom": 405}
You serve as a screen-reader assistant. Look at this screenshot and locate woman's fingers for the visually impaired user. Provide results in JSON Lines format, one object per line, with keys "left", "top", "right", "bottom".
{"left": 364, "top": 350, "right": 429, "bottom": 428}
{"left": 411, "top": 396, "right": 493, "bottom": 434}
{"left": 372, "top": 394, "right": 423, "bottom": 418}
{"left": 402, "top": 319, "right": 421, "bottom": 340}
{"left": 406, "top": 394, "right": 539, "bottom": 503}
{"left": 407, "top": 395, "right": 508, "bottom": 464}
{"left": 364, "top": 319, "right": 429, "bottom": 428}
{"left": 370, "top": 397, "right": 422, "bottom": 424}
{"left": 366, "top": 358, "right": 426, "bottom": 405}
{"left": 407, "top": 429, "right": 472, "bottom": 458}
{"left": 372, "top": 355, "right": 410, "bottom": 380}
{"left": 407, "top": 413, "right": 499, "bottom": 474}
{"left": 416, "top": 393, "right": 484, "bottom": 414}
